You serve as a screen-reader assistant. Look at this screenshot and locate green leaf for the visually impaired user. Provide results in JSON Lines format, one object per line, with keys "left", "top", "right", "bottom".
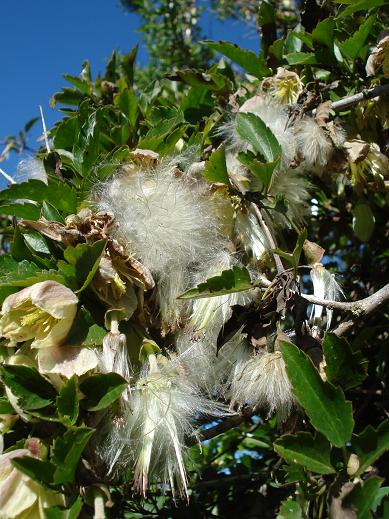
{"left": 344, "top": 477, "right": 383, "bottom": 519}
{"left": 66, "top": 307, "right": 106, "bottom": 347}
{"left": 236, "top": 112, "right": 281, "bottom": 163}
{"left": 353, "top": 203, "right": 375, "bottom": 242}
{"left": 52, "top": 427, "right": 94, "bottom": 484}
{"left": 51, "top": 87, "right": 85, "bottom": 107}
{"left": 274, "top": 431, "right": 335, "bottom": 474}
{"left": 168, "top": 69, "right": 229, "bottom": 92}
{"left": 57, "top": 376, "right": 79, "bottom": 426}
{"left": 0, "top": 396, "right": 14, "bottom": 414}
{"left": 63, "top": 239, "right": 106, "bottom": 292}
{"left": 285, "top": 52, "right": 318, "bottom": 65}
{"left": 202, "top": 145, "right": 230, "bottom": 185}
{"left": 63, "top": 73, "right": 92, "bottom": 94}
{"left": 0, "top": 259, "right": 65, "bottom": 288}
{"left": 72, "top": 109, "right": 102, "bottom": 177}
{"left": 0, "top": 365, "right": 57, "bottom": 410}
{"left": 178, "top": 266, "right": 254, "bottom": 300}
{"left": 280, "top": 341, "right": 354, "bottom": 447}
{"left": 54, "top": 117, "right": 80, "bottom": 149}
{"left": 114, "top": 88, "right": 139, "bottom": 127}
{"left": 339, "top": 0, "right": 387, "bottom": 18}
{"left": 276, "top": 500, "right": 303, "bottom": 519}
{"left": 204, "top": 40, "right": 270, "bottom": 79}
{"left": 11, "top": 457, "right": 55, "bottom": 486}
{"left": 41, "top": 201, "right": 65, "bottom": 224}
{"left": 79, "top": 373, "right": 127, "bottom": 411}
{"left": 312, "top": 19, "right": 335, "bottom": 48}
{"left": 339, "top": 15, "right": 376, "bottom": 60}
{"left": 23, "top": 230, "right": 51, "bottom": 255}
{"left": 323, "top": 332, "right": 367, "bottom": 390}
{"left": 353, "top": 421, "right": 389, "bottom": 475}
{"left": 46, "top": 497, "right": 83, "bottom": 519}
{"left": 238, "top": 150, "right": 280, "bottom": 191}
{"left": 273, "top": 229, "right": 307, "bottom": 272}
{"left": 24, "top": 116, "right": 40, "bottom": 133}
{"left": 0, "top": 179, "right": 77, "bottom": 214}
{"left": 0, "top": 203, "right": 41, "bottom": 220}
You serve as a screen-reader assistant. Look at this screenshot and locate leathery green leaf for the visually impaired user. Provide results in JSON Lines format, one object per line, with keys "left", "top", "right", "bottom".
{"left": 280, "top": 341, "right": 354, "bottom": 447}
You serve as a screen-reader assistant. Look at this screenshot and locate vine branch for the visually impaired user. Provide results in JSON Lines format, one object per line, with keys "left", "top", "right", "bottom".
{"left": 301, "top": 282, "right": 389, "bottom": 315}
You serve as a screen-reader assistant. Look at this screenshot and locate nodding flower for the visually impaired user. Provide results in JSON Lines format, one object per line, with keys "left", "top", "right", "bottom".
{"left": 261, "top": 67, "right": 304, "bottom": 105}
{"left": 0, "top": 281, "right": 78, "bottom": 349}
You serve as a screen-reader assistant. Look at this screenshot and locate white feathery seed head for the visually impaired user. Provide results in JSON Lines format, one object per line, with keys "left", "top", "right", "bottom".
{"left": 96, "top": 157, "right": 224, "bottom": 327}
{"left": 295, "top": 117, "right": 336, "bottom": 169}
{"left": 100, "top": 353, "right": 227, "bottom": 499}
{"left": 231, "top": 349, "right": 294, "bottom": 421}
{"left": 269, "top": 168, "right": 311, "bottom": 228}
{"left": 15, "top": 157, "right": 47, "bottom": 184}
{"left": 176, "top": 327, "right": 249, "bottom": 396}
{"left": 310, "top": 263, "right": 344, "bottom": 330}
{"left": 235, "top": 205, "right": 268, "bottom": 260}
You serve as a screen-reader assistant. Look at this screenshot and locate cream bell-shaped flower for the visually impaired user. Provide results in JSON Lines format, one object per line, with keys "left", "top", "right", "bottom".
{"left": 261, "top": 67, "right": 304, "bottom": 105}
{"left": 0, "top": 281, "right": 78, "bottom": 348}
{"left": 0, "top": 448, "right": 65, "bottom": 518}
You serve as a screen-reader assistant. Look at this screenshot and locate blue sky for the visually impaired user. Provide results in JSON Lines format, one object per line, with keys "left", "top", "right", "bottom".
{"left": 0, "top": 1, "right": 259, "bottom": 181}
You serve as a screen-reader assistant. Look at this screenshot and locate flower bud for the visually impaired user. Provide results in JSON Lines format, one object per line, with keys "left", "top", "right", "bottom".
{"left": 0, "top": 281, "right": 78, "bottom": 348}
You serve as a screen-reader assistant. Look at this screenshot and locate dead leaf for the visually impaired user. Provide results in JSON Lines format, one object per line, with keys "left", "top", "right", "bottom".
{"left": 315, "top": 100, "right": 332, "bottom": 127}
{"left": 344, "top": 140, "right": 370, "bottom": 164}
{"left": 130, "top": 148, "right": 160, "bottom": 167}
{"left": 20, "top": 218, "right": 81, "bottom": 245}
{"left": 303, "top": 240, "right": 325, "bottom": 265}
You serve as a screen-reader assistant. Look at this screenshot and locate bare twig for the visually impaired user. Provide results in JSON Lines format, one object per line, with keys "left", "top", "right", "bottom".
{"left": 0, "top": 167, "right": 15, "bottom": 185}
{"left": 301, "top": 282, "right": 389, "bottom": 315}
{"left": 331, "top": 83, "right": 389, "bottom": 112}
{"left": 198, "top": 406, "right": 255, "bottom": 443}
{"left": 39, "top": 105, "right": 51, "bottom": 153}
{"left": 302, "top": 283, "right": 389, "bottom": 337}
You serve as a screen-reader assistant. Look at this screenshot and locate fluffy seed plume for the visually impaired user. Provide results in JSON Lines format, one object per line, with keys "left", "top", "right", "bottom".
{"left": 310, "top": 263, "right": 344, "bottom": 330}
{"left": 231, "top": 349, "right": 294, "bottom": 421}
{"left": 96, "top": 158, "right": 223, "bottom": 327}
{"left": 100, "top": 353, "right": 227, "bottom": 499}
{"left": 176, "top": 328, "right": 249, "bottom": 396}
{"left": 15, "top": 157, "right": 47, "bottom": 184}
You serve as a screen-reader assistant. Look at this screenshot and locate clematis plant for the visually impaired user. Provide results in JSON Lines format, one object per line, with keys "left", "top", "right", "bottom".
{"left": 0, "top": 281, "right": 78, "bottom": 348}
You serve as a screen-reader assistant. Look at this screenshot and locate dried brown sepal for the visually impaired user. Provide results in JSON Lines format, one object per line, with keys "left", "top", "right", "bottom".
{"left": 303, "top": 240, "right": 325, "bottom": 265}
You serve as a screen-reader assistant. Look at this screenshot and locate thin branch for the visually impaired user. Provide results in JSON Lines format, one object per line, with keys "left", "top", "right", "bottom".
{"left": 0, "top": 167, "right": 16, "bottom": 185}
{"left": 198, "top": 406, "right": 255, "bottom": 443}
{"left": 39, "top": 105, "right": 51, "bottom": 154}
{"left": 330, "top": 83, "right": 389, "bottom": 112}
{"left": 301, "top": 282, "right": 389, "bottom": 315}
